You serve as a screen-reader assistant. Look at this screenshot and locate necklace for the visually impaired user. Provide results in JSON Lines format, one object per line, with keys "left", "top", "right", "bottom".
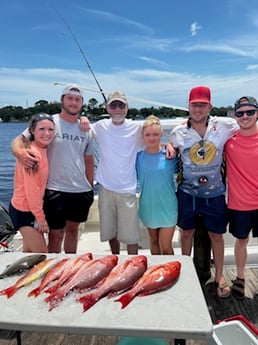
{"left": 194, "top": 126, "right": 206, "bottom": 138}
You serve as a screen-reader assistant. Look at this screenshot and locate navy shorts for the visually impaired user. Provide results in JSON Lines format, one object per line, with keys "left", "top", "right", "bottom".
{"left": 43, "top": 190, "right": 94, "bottom": 230}
{"left": 177, "top": 188, "right": 227, "bottom": 234}
{"left": 228, "top": 209, "right": 258, "bottom": 239}
{"left": 9, "top": 203, "right": 36, "bottom": 231}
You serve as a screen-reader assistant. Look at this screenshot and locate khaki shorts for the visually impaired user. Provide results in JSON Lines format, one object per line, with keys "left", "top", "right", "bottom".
{"left": 98, "top": 186, "right": 140, "bottom": 244}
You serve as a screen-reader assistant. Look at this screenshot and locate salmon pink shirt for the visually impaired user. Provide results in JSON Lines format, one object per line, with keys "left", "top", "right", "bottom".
{"left": 11, "top": 142, "right": 49, "bottom": 222}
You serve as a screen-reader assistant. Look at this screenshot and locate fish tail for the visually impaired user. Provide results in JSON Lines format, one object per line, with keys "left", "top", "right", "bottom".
{"left": 45, "top": 292, "right": 63, "bottom": 311}
{"left": 78, "top": 294, "right": 98, "bottom": 312}
{"left": 28, "top": 287, "right": 41, "bottom": 297}
{"left": 44, "top": 285, "right": 58, "bottom": 294}
{"left": 0, "top": 286, "right": 17, "bottom": 298}
{"left": 48, "top": 298, "right": 60, "bottom": 312}
{"left": 45, "top": 291, "right": 59, "bottom": 303}
{"left": 114, "top": 292, "right": 134, "bottom": 309}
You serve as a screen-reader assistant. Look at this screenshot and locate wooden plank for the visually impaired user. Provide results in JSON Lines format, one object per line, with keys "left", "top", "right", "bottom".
{"left": 202, "top": 266, "right": 258, "bottom": 329}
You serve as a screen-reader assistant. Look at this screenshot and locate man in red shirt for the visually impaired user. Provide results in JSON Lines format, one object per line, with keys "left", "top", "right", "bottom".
{"left": 225, "top": 96, "right": 258, "bottom": 299}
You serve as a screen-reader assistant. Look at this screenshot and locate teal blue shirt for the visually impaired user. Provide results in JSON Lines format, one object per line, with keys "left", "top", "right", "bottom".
{"left": 136, "top": 148, "right": 178, "bottom": 228}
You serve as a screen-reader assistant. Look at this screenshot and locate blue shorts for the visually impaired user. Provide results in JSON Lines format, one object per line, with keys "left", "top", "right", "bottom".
{"left": 9, "top": 203, "right": 36, "bottom": 231}
{"left": 43, "top": 190, "right": 94, "bottom": 230}
{"left": 228, "top": 209, "right": 258, "bottom": 239}
{"left": 177, "top": 188, "right": 227, "bottom": 234}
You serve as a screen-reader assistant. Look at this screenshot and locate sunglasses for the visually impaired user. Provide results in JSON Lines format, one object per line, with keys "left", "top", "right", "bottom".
{"left": 109, "top": 102, "right": 126, "bottom": 109}
{"left": 34, "top": 113, "right": 54, "bottom": 120}
{"left": 235, "top": 109, "right": 257, "bottom": 118}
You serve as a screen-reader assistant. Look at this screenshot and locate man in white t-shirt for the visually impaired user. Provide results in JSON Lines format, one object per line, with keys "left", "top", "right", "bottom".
{"left": 92, "top": 91, "right": 142, "bottom": 254}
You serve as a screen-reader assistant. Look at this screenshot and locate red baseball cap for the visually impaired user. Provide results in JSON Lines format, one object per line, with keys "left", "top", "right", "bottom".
{"left": 189, "top": 86, "right": 211, "bottom": 104}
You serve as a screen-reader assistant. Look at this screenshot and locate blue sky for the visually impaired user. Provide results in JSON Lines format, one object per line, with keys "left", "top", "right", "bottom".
{"left": 1, "top": 0, "right": 258, "bottom": 109}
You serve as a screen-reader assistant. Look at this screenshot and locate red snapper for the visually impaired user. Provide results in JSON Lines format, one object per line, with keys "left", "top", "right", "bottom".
{"left": 45, "top": 254, "right": 118, "bottom": 311}
{"left": 78, "top": 255, "right": 147, "bottom": 312}
{"left": 115, "top": 260, "right": 181, "bottom": 308}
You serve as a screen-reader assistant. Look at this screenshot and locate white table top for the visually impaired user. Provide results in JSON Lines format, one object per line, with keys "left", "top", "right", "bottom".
{"left": 0, "top": 253, "right": 213, "bottom": 340}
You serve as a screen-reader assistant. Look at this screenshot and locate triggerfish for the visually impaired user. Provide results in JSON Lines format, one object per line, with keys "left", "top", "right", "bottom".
{"left": 0, "top": 254, "right": 47, "bottom": 279}
{"left": 0, "top": 258, "right": 57, "bottom": 298}
{"left": 115, "top": 260, "right": 181, "bottom": 309}
{"left": 45, "top": 254, "right": 118, "bottom": 311}
{"left": 78, "top": 255, "right": 147, "bottom": 312}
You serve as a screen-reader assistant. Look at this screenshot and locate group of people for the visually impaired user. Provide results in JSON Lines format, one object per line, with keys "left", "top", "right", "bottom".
{"left": 9, "top": 83, "right": 258, "bottom": 301}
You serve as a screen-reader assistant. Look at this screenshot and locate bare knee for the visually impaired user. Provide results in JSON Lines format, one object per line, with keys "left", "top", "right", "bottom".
{"left": 48, "top": 230, "right": 64, "bottom": 253}
{"left": 161, "top": 247, "right": 174, "bottom": 255}
{"left": 209, "top": 232, "right": 224, "bottom": 244}
{"left": 181, "top": 229, "right": 195, "bottom": 240}
{"left": 66, "top": 222, "right": 79, "bottom": 235}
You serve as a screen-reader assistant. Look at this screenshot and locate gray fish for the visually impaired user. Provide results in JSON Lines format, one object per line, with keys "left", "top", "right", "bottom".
{"left": 0, "top": 254, "right": 47, "bottom": 279}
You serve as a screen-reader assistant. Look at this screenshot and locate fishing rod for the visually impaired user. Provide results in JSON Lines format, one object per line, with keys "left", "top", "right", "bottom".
{"left": 52, "top": 7, "right": 107, "bottom": 103}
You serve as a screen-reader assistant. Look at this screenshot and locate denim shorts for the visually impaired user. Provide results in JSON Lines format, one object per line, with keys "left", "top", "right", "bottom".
{"left": 43, "top": 189, "right": 94, "bottom": 230}
{"left": 177, "top": 188, "right": 227, "bottom": 234}
{"left": 228, "top": 209, "right": 258, "bottom": 239}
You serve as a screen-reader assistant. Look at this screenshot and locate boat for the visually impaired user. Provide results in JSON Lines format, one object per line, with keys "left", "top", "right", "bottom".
{"left": 1, "top": 117, "right": 257, "bottom": 262}
{"left": 1, "top": 117, "right": 258, "bottom": 345}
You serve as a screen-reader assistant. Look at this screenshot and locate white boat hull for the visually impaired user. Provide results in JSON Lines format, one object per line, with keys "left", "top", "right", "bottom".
{"left": 8, "top": 196, "right": 258, "bottom": 266}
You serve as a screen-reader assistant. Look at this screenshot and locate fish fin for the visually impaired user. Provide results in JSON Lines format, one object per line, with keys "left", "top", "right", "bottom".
{"left": 28, "top": 286, "right": 41, "bottom": 297}
{"left": 107, "top": 291, "right": 117, "bottom": 298}
{"left": 45, "top": 292, "right": 59, "bottom": 303}
{"left": 0, "top": 286, "right": 17, "bottom": 298}
{"left": 93, "top": 277, "right": 107, "bottom": 288}
{"left": 107, "top": 288, "right": 128, "bottom": 299}
{"left": 44, "top": 285, "right": 58, "bottom": 294}
{"left": 48, "top": 299, "right": 60, "bottom": 311}
{"left": 138, "top": 280, "right": 179, "bottom": 297}
{"left": 46, "top": 293, "right": 63, "bottom": 311}
{"left": 114, "top": 292, "right": 134, "bottom": 309}
{"left": 78, "top": 294, "right": 98, "bottom": 312}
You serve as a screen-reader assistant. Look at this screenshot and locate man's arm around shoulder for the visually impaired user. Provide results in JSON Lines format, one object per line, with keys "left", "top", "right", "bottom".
{"left": 11, "top": 135, "right": 38, "bottom": 169}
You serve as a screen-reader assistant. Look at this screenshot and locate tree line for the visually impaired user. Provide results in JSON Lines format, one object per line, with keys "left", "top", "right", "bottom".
{"left": 0, "top": 98, "right": 233, "bottom": 122}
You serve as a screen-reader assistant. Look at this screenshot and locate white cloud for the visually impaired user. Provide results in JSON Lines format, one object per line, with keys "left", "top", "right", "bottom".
{"left": 139, "top": 56, "right": 170, "bottom": 68}
{"left": 81, "top": 8, "right": 153, "bottom": 35}
{"left": 181, "top": 43, "right": 258, "bottom": 58}
{"left": 1, "top": 66, "right": 258, "bottom": 109}
{"left": 190, "top": 22, "right": 202, "bottom": 37}
{"left": 246, "top": 64, "right": 258, "bottom": 70}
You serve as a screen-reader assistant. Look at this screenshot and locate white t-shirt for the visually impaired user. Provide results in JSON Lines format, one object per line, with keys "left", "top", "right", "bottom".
{"left": 92, "top": 119, "right": 142, "bottom": 194}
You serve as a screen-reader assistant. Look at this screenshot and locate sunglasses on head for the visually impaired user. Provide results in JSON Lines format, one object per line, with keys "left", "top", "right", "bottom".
{"left": 109, "top": 102, "right": 126, "bottom": 109}
{"left": 235, "top": 109, "right": 257, "bottom": 118}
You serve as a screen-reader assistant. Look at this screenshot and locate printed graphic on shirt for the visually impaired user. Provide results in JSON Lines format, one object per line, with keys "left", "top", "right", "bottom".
{"left": 189, "top": 140, "right": 217, "bottom": 165}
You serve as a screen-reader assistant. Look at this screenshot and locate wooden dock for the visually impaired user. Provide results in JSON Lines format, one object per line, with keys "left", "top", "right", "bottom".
{"left": 0, "top": 265, "right": 257, "bottom": 345}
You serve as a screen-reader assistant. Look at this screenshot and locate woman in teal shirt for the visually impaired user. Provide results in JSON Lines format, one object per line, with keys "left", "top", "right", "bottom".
{"left": 136, "top": 115, "right": 178, "bottom": 255}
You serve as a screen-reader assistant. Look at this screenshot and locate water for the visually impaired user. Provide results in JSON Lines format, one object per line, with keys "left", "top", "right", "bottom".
{"left": 0, "top": 123, "right": 27, "bottom": 205}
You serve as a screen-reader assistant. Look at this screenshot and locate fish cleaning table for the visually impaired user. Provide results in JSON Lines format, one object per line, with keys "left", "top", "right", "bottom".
{"left": 0, "top": 253, "right": 213, "bottom": 342}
